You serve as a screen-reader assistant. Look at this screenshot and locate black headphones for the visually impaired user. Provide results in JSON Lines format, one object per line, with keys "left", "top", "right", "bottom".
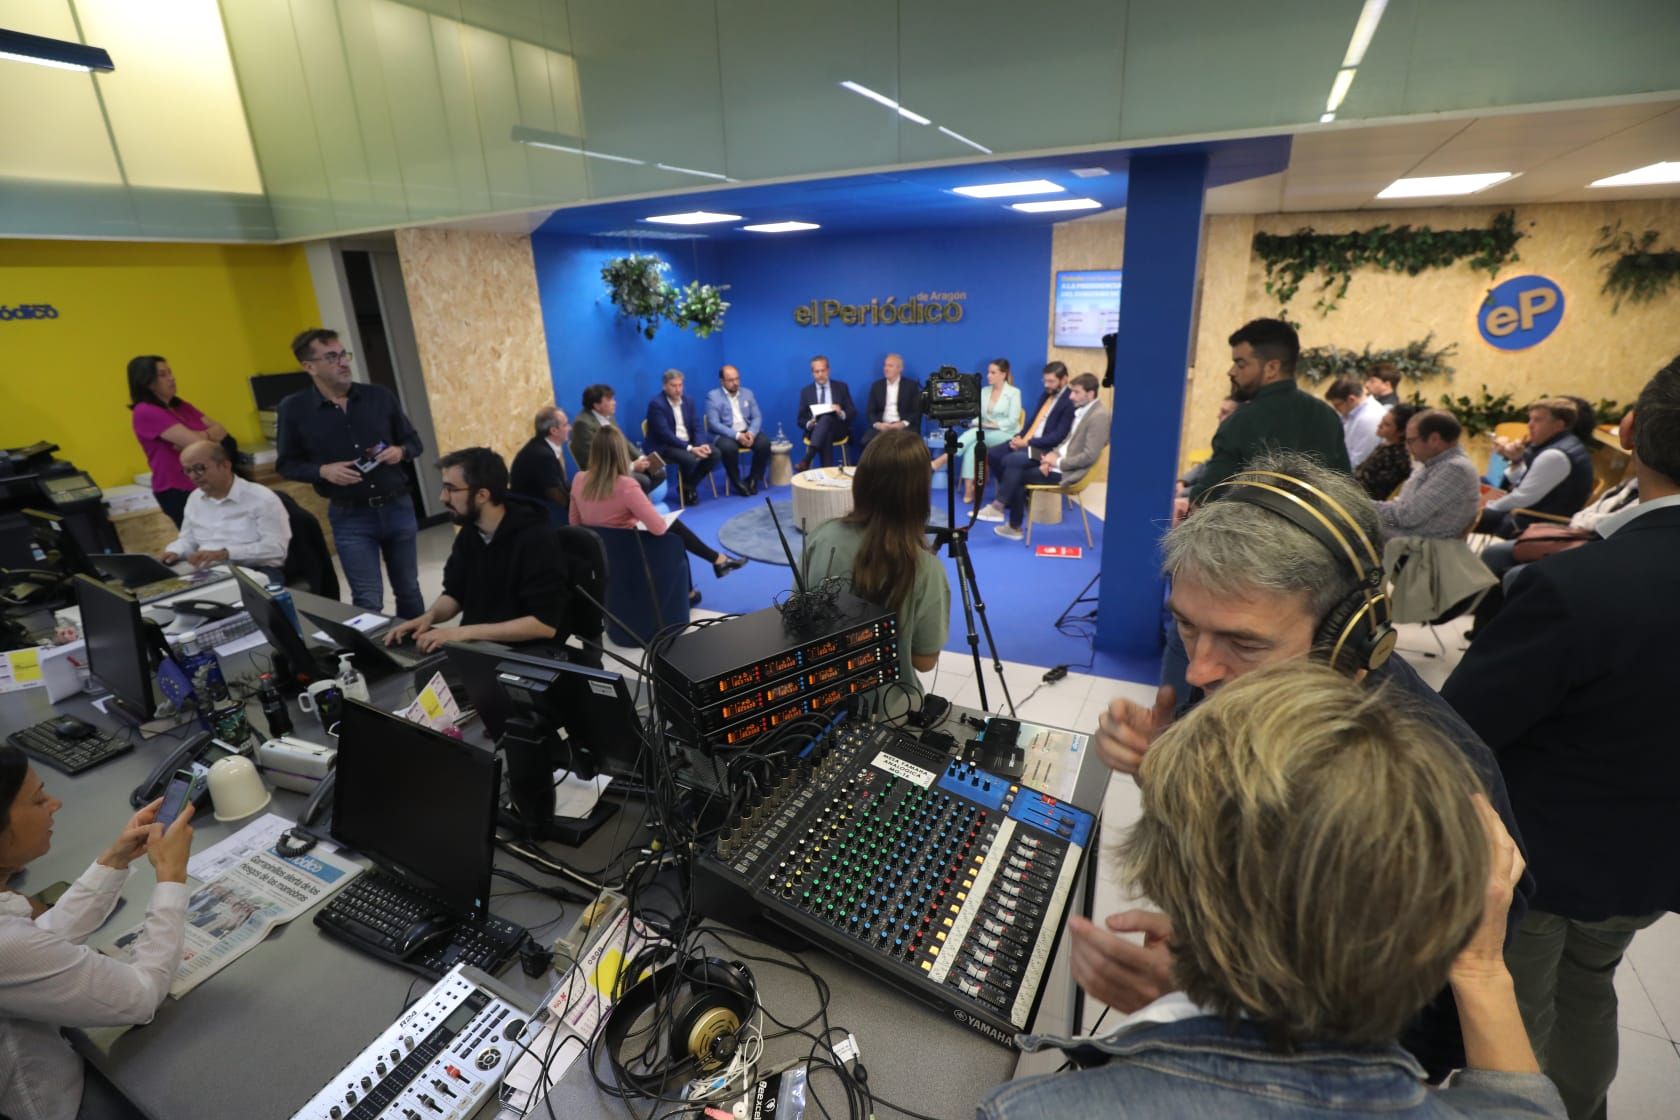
{"left": 602, "top": 948, "right": 756, "bottom": 1097}
{"left": 1207, "top": 468, "right": 1396, "bottom": 674}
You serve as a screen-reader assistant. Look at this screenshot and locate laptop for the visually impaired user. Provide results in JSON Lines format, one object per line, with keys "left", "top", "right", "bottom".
{"left": 301, "top": 609, "right": 434, "bottom": 673}
{"left": 94, "top": 554, "right": 232, "bottom": 604}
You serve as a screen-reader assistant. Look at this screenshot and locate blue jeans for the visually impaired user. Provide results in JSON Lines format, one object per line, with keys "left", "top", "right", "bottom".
{"left": 328, "top": 497, "right": 423, "bottom": 618}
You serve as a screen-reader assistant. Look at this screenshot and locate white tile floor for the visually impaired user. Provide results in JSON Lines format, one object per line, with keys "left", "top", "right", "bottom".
{"left": 380, "top": 514, "right": 1680, "bottom": 1106}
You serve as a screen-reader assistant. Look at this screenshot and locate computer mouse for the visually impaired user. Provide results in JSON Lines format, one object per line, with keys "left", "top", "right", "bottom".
{"left": 49, "top": 715, "right": 96, "bottom": 740}
{"left": 398, "top": 915, "right": 455, "bottom": 957}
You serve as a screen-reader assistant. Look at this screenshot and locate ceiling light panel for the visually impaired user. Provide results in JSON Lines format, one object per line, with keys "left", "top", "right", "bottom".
{"left": 643, "top": 211, "right": 743, "bottom": 225}
{"left": 1589, "top": 161, "right": 1680, "bottom": 188}
{"left": 953, "top": 179, "right": 1065, "bottom": 199}
{"left": 1376, "top": 172, "right": 1514, "bottom": 198}
{"left": 1011, "top": 198, "right": 1102, "bottom": 213}
{"left": 742, "top": 221, "right": 821, "bottom": 233}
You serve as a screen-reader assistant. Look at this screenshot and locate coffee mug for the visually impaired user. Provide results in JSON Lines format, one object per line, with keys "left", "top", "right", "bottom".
{"left": 296, "top": 680, "right": 344, "bottom": 737}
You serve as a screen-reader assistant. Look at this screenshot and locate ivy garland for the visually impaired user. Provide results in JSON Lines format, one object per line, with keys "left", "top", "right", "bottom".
{"left": 600, "top": 254, "right": 731, "bottom": 339}
{"left": 1591, "top": 222, "right": 1680, "bottom": 312}
{"left": 1296, "top": 333, "right": 1458, "bottom": 384}
{"left": 1253, "top": 209, "right": 1526, "bottom": 315}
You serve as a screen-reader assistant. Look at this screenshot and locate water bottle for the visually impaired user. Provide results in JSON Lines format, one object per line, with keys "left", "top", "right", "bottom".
{"left": 775, "top": 422, "right": 786, "bottom": 442}
{"left": 257, "top": 673, "right": 293, "bottom": 738}
{"left": 270, "top": 585, "right": 301, "bottom": 634}
{"left": 336, "top": 653, "right": 369, "bottom": 703}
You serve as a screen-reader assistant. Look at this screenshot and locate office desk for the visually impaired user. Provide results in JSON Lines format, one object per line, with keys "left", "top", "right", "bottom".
{"left": 3, "top": 590, "right": 1106, "bottom": 1120}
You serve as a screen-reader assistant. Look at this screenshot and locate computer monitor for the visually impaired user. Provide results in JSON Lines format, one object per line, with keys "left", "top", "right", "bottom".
{"left": 331, "top": 699, "right": 500, "bottom": 920}
{"left": 25, "top": 508, "right": 97, "bottom": 579}
{"left": 229, "top": 564, "right": 327, "bottom": 685}
{"left": 75, "top": 574, "right": 159, "bottom": 722}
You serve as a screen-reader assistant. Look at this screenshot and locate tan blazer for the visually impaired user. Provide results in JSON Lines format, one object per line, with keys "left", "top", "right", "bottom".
{"left": 1055, "top": 401, "right": 1110, "bottom": 486}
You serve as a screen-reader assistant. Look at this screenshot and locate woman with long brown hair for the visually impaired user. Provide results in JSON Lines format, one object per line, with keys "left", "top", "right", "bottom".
{"left": 803, "top": 429, "right": 950, "bottom": 695}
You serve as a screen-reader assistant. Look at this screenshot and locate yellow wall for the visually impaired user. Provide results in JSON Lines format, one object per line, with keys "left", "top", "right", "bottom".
{"left": 0, "top": 240, "right": 320, "bottom": 488}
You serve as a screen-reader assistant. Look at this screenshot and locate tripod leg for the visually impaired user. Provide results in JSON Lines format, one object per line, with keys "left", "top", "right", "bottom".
{"left": 950, "top": 536, "right": 1016, "bottom": 717}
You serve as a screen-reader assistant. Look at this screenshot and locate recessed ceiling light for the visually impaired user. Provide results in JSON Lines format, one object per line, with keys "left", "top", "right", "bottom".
{"left": 1320, "top": 112, "right": 1336, "bottom": 123}
{"left": 839, "top": 80, "right": 930, "bottom": 125}
{"left": 0, "top": 28, "right": 114, "bottom": 73}
{"left": 741, "top": 221, "right": 821, "bottom": 233}
{"left": 953, "top": 179, "right": 1065, "bottom": 199}
{"left": 937, "top": 125, "right": 991, "bottom": 154}
{"left": 1375, "top": 172, "right": 1514, "bottom": 199}
{"left": 1012, "top": 198, "right": 1102, "bottom": 214}
{"left": 656, "top": 162, "right": 730, "bottom": 181}
{"left": 643, "top": 211, "right": 744, "bottom": 226}
{"left": 1069, "top": 167, "right": 1110, "bottom": 179}
{"left": 1589, "top": 161, "right": 1680, "bottom": 189}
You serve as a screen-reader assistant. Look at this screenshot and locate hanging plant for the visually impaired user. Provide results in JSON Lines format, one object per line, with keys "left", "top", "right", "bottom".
{"left": 1253, "top": 209, "right": 1527, "bottom": 315}
{"left": 601, "top": 254, "right": 676, "bottom": 339}
{"left": 668, "top": 280, "right": 731, "bottom": 338}
{"left": 1296, "top": 333, "right": 1458, "bottom": 385}
{"left": 1591, "top": 222, "right": 1680, "bottom": 312}
{"left": 1435, "top": 386, "right": 1525, "bottom": 438}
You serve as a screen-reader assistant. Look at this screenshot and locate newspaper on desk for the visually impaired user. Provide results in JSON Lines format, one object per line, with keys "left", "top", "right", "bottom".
{"left": 104, "top": 829, "right": 361, "bottom": 999}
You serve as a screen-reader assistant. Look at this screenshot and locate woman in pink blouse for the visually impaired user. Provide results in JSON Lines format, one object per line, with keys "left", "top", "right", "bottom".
{"left": 571, "top": 427, "right": 744, "bottom": 604}
{"left": 127, "top": 355, "right": 231, "bottom": 527}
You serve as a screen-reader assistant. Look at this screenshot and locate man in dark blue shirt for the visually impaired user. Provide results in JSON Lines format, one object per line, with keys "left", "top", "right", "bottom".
{"left": 276, "top": 327, "right": 426, "bottom": 618}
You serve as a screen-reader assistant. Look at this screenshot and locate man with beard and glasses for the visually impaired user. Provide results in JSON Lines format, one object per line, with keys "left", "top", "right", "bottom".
{"left": 384, "top": 447, "right": 570, "bottom": 655}
{"left": 1184, "top": 318, "right": 1350, "bottom": 505}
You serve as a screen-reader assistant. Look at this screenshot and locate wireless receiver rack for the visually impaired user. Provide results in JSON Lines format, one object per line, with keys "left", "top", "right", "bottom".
{"left": 692, "top": 718, "right": 1094, "bottom": 1048}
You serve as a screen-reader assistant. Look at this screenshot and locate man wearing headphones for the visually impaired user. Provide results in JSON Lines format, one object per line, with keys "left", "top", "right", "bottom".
{"left": 1080, "top": 450, "right": 1531, "bottom": 1080}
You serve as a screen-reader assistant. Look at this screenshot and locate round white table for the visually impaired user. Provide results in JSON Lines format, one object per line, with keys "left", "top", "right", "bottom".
{"left": 790, "top": 466, "right": 854, "bottom": 532}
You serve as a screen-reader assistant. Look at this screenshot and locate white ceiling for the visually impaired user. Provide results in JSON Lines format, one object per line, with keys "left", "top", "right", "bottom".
{"left": 1205, "top": 96, "right": 1680, "bottom": 214}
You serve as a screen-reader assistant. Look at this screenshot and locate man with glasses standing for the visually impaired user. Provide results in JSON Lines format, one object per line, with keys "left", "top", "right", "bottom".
{"left": 276, "top": 327, "right": 426, "bottom": 617}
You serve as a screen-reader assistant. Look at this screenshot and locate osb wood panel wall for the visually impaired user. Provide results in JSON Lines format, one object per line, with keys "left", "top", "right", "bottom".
{"left": 1183, "top": 198, "right": 1680, "bottom": 466}
{"left": 1046, "top": 219, "right": 1125, "bottom": 483}
{"left": 395, "top": 228, "right": 555, "bottom": 463}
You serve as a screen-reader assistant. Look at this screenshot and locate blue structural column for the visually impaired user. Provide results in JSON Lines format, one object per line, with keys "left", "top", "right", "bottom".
{"left": 1094, "top": 151, "right": 1208, "bottom": 657}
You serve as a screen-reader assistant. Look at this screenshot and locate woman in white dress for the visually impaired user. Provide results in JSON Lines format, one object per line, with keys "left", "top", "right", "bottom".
{"left": 931, "top": 359, "right": 1024, "bottom": 503}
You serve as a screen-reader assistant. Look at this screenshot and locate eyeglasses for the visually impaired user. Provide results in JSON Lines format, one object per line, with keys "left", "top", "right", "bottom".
{"left": 308, "top": 350, "right": 353, "bottom": 365}
{"left": 182, "top": 463, "right": 214, "bottom": 476}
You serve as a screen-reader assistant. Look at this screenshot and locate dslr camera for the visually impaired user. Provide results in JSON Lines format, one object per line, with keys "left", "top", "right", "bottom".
{"left": 921, "top": 365, "right": 982, "bottom": 424}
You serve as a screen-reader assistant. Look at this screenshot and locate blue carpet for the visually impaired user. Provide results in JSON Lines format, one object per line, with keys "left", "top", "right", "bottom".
{"left": 667, "top": 482, "right": 1159, "bottom": 681}
{"left": 716, "top": 500, "right": 952, "bottom": 566}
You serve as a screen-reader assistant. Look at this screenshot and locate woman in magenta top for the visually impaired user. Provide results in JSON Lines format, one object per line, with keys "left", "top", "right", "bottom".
{"left": 127, "top": 355, "right": 229, "bottom": 527}
{"left": 571, "top": 427, "right": 744, "bottom": 604}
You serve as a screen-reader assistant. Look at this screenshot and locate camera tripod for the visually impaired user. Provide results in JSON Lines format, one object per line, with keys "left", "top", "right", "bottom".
{"left": 928, "top": 423, "right": 1016, "bottom": 717}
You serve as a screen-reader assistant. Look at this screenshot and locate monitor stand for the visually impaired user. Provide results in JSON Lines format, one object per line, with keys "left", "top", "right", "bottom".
{"left": 499, "top": 717, "right": 619, "bottom": 846}
{"left": 497, "top": 800, "right": 617, "bottom": 847}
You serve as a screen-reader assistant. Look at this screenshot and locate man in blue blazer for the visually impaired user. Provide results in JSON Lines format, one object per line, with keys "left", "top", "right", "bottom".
{"left": 860, "top": 353, "right": 922, "bottom": 451}
{"left": 645, "top": 368, "right": 715, "bottom": 505}
{"left": 795, "top": 355, "right": 856, "bottom": 470}
{"left": 981, "top": 361, "right": 1073, "bottom": 512}
{"left": 705, "top": 364, "right": 769, "bottom": 496}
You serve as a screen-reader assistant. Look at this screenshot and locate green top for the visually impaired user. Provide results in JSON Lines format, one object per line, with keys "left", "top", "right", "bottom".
{"left": 801, "top": 519, "right": 950, "bottom": 709}
{"left": 1187, "top": 379, "right": 1352, "bottom": 503}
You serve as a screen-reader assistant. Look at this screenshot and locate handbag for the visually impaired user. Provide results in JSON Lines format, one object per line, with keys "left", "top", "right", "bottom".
{"left": 1511, "top": 524, "right": 1593, "bottom": 564}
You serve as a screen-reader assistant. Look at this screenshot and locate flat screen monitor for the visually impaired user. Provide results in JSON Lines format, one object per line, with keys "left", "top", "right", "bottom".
{"left": 229, "top": 564, "right": 324, "bottom": 684}
{"left": 1053, "top": 269, "right": 1123, "bottom": 349}
{"left": 331, "top": 699, "right": 500, "bottom": 919}
{"left": 249, "top": 371, "right": 313, "bottom": 412}
{"left": 25, "top": 508, "right": 96, "bottom": 579}
{"left": 75, "top": 574, "right": 157, "bottom": 720}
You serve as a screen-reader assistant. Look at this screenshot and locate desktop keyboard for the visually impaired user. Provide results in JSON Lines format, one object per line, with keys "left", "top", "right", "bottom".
{"left": 7, "top": 720, "right": 133, "bottom": 775}
{"left": 134, "top": 569, "right": 231, "bottom": 605}
{"left": 170, "top": 611, "right": 259, "bottom": 657}
{"left": 316, "top": 870, "right": 525, "bottom": 981}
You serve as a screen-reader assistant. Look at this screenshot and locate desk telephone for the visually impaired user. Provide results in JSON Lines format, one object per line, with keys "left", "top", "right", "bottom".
{"left": 130, "top": 731, "right": 235, "bottom": 812}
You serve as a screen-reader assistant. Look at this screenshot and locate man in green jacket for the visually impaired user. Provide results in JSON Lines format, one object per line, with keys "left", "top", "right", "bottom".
{"left": 1186, "top": 318, "right": 1350, "bottom": 505}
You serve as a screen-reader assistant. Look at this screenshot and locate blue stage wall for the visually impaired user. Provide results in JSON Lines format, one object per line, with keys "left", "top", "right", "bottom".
{"left": 530, "top": 225, "right": 1053, "bottom": 458}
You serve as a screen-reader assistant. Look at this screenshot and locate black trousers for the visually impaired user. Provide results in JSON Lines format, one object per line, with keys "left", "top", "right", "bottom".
{"left": 716, "top": 433, "right": 769, "bottom": 486}
{"left": 803, "top": 414, "right": 847, "bottom": 465}
{"left": 659, "top": 446, "right": 713, "bottom": 493}
{"left": 668, "top": 520, "right": 719, "bottom": 565}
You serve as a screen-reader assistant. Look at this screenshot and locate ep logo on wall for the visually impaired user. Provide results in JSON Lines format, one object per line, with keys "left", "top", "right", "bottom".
{"left": 1479, "top": 276, "right": 1563, "bottom": 351}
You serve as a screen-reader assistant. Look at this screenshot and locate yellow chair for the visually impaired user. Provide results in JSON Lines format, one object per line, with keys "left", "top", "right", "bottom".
{"left": 641, "top": 420, "right": 719, "bottom": 507}
{"left": 801, "top": 432, "right": 849, "bottom": 468}
{"left": 1024, "top": 444, "right": 1109, "bottom": 548}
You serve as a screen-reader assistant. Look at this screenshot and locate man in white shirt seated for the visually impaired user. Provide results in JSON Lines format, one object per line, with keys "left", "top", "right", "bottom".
{"left": 1324, "top": 377, "right": 1387, "bottom": 467}
{"left": 981, "top": 373, "right": 1109, "bottom": 539}
{"left": 158, "top": 440, "right": 291, "bottom": 583}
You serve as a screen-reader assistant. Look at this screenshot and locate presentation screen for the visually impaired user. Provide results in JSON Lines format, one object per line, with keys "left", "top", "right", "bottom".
{"left": 1053, "top": 270, "right": 1122, "bottom": 349}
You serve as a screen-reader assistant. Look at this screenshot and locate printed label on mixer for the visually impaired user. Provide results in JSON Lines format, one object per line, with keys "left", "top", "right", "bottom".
{"left": 869, "top": 752, "right": 935, "bottom": 789}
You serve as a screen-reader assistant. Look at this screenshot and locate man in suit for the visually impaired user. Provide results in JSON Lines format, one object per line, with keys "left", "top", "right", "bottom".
{"left": 704, "top": 364, "right": 769, "bottom": 496}
{"left": 1441, "top": 356, "right": 1680, "bottom": 1120}
{"left": 980, "top": 361, "right": 1072, "bottom": 518}
{"left": 570, "top": 384, "right": 663, "bottom": 495}
{"left": 509, "top": 403, "right": 571, "bottom": 523}
{"left": 983, "top": 373, "right": 1108, "bottom": 539}
{"left": 861, "top": 353, "right": 922, "bottom": 450}
{"left": 645, "top": 369, "right": 715, "bottom": 505}
{"left": 796, "top": 354, "right": 855, "bottom": 470}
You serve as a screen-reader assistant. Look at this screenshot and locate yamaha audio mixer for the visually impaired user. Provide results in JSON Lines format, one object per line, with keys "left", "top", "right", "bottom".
{"left": 693, "top": 721, "right": 1095, "bottom": 1047}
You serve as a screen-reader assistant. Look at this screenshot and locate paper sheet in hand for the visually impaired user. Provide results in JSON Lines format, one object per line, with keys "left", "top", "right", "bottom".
{"left": 634, "top": 508, "right": 683, "bottom": 531}
{"left": 808, "top": 402, "right": 837, "bottom": 417}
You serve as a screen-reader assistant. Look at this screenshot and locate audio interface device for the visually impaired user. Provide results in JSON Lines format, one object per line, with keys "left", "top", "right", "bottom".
{"left": 288, "top": 965, "right": 535, "bottom": 1119}
{"left": 693, "top": 720, "right": 1094, "bottom": 1047}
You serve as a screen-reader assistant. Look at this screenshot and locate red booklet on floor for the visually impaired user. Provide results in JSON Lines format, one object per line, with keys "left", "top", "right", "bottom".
{"left": 1036, "top": 545, "right": 1082, "bottom": 559}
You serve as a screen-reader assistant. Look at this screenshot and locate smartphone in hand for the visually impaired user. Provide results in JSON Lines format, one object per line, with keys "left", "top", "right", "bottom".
{"left": 156, "top": 769, "right": 202, "bottom": 829}
{"left": 353, "top": 441, "right": 390, "bottom": 473}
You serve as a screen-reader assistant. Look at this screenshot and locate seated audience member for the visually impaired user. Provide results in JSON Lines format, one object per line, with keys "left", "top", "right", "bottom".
{"left": 1356, "top": 404, "right": 1417, "bottom": 500}
{"left": 1325, "top": 376, "right": 1387, "bottom": 467}
{"left": 645, "top": 369, "right": 715, "bottom": 505}
{"left": 982, "top": 362, "right": 1072, "bottom": 515}
{"left": 983, "top": 664, "right": 1561, "bottom": 1120}
{"left": 704, "top": 364, "right": 770, "bottom": 496}
{"left": 1178, "top": 396, "right": 1240, "bottom": 492}
{"left": 0, "top": 747, "right": 198, "bottom": 1120}
{"left": 1377, "top": 409, "right": 1480, "bottom": 539}
{"left": 1442, "top": 357, "right": 1680, "bottom": 1120}
{"left": 1366, "top": 361, "right": 1402, "bottom": 407}
{"left": 861, "top": 353, "right": 923, "bottom": 450}
{"left": 979, "top": 373, "right": 1108, "bottom": 540}
{"left": 157, "top": 440, "right": 290, "bottom": 583}
{"left": 570, "top": 427, "right": 745, "bottom": 605}
{"left": 509, "top": 404, "right": 571, "bottom": 523}
{"left": 796, "top": 354, "right": 855, "bottom": 471}
{"left": 569, "top": 385, "right": 664, "bottom": 495}
{"left": 930, "top": 358, "right": 1022, "bottom": 503}
{"left": 802, "top": 430, "right": 949, "bottom": 710}
{"left": 1085, "top": 451, "right": 1529, "bottom": 1080}
{"left": 1474, "top": 398, "right": 1594, "bottom": 538}
{"left": 386, "top": 447, "right": 570, "bottom": 654}
{"left": 1565, "top": 395, "right": 1599, "bottom": 443}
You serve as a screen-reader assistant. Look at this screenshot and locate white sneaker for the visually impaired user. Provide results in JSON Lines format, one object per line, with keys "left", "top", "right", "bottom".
{"left": 994, "top": 523, "right": 1024, "bottom": 541}
{"left": 976, "top": 504, "right": 1005, "bottom": 522}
